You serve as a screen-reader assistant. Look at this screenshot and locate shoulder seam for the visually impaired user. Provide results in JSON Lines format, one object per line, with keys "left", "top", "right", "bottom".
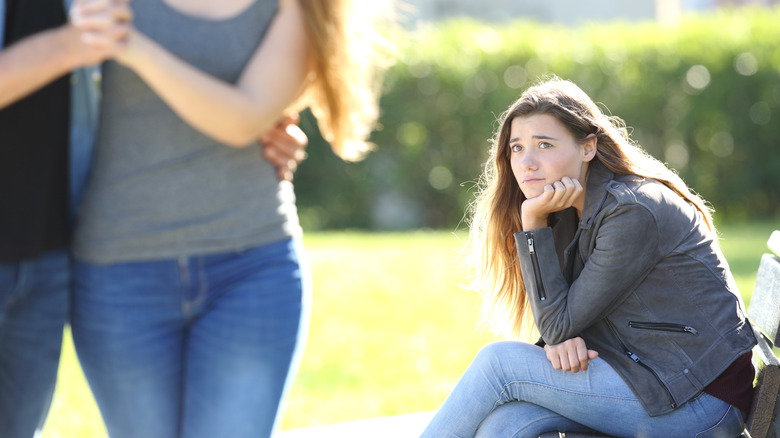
{"left": 606, "top": 180, "right": 638, "bottom": 206}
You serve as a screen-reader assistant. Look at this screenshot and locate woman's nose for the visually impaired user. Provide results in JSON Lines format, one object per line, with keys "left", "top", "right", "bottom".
{"left": 520, "top": 150, "right": 537, "bottom": 170}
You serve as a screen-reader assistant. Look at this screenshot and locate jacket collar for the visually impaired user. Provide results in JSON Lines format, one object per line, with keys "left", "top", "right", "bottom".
{"left": 545, "top": 159, "right": 615, "bottom": 278}
{"left": 546, "top": 158, "right": 615, "bottom": 233}
{"left": 578, "top": 159, "right": 614, "bottom": 230}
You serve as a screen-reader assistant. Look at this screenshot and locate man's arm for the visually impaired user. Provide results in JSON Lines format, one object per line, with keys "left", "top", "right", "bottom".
{"left": 0, "top": 2, "right": 130, "bottom": 109}
{"left": 0, "top": 25, "right": 83, "bottom": 108}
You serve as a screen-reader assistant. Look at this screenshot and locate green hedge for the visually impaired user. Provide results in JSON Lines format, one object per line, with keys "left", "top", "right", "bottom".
{"left": 294, "top": 7, "right": 780, "bottom": 230}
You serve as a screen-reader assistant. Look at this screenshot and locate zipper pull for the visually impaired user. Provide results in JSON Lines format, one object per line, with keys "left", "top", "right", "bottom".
{"left": 527, "top": 235, "right": 535, "bottom": 254}
{"left": 626, "top": 350, "right": 640, "bottom": 363}
{"left": 683, "top": 326, "right": 699, "bottom": 335}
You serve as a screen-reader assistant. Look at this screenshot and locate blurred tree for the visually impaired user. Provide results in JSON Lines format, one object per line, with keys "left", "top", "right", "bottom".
{"left": 294, "top": 7, "right": 780, "bottom": 230}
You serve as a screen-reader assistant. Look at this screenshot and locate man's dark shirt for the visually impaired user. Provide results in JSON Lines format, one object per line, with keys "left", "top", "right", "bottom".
{"left": 0, "top": 0, "right": 71, "bottom": 261}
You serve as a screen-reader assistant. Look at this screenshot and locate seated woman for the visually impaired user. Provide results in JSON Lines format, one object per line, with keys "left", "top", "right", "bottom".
{"left": 421, "top": 77, "right": 756, "bottom": 438}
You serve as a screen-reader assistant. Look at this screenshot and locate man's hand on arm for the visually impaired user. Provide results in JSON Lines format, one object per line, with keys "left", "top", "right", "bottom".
{"left": 261, "top": 113, "right": 309, "bottom": 181}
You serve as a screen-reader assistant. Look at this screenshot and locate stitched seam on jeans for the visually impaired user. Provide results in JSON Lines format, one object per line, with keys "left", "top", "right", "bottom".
{"left": 494, "top": 380, "right": 639, "bottom": 411}
{"left": 517, "top": 411, "right": 573, "bottom": 438}
{"left": 695, "top": 403, "right": 738, "bottom": 438}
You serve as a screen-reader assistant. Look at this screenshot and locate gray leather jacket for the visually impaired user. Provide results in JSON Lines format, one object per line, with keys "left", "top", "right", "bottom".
{"left": 515, "top": 159, "right": 756, "bottom": 417}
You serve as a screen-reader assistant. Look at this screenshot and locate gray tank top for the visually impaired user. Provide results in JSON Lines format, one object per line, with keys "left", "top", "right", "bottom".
{"left": 73, "top": 0, "right": 301, "bottom": 263}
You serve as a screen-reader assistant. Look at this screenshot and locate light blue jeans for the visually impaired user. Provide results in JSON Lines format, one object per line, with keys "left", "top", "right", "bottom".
{"left": 0, "top": 249, "right": 70, "bottom": 438}
{"left": 71, "top": 238, "right": 311, "bottom": 438}
{"left": 421, "top": 341, "right": 746, "bottom": 438}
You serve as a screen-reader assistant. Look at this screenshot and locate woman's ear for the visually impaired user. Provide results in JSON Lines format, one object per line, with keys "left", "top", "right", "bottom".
{"left": 582, "top": 134, "right": 597, "bottom": 162}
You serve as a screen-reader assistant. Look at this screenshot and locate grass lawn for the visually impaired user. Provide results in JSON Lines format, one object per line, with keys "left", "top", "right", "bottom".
{"left": 41, "top": 222, "right": 778, "bottom": 436}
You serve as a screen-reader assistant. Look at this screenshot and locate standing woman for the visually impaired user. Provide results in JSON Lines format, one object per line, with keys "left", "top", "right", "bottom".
{"left": 421, "top": 78, "right": 756, "bottom": 437}
{"left": 68, "top": 1, "right": 391, "bottom": 437}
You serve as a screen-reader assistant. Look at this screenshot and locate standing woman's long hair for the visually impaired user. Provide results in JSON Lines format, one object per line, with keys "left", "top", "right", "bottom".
{"left": 467, "top": 77, "right": 714, "bottom": 340}
{"left": 296, "top": 0, "right": 395, "bottom": 161}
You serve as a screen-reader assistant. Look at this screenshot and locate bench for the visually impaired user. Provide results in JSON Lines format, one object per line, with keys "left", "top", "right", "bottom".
{"left": 541, "top": 230, "right": 780, "bottom": 438}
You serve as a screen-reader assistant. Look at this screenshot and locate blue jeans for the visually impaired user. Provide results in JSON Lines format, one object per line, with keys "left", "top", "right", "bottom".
{"left": 0, "top": 250, "right": 70, "bottom": 438}
{"left": 421, "top": 341, "right": 746, "bottom": 438}
{"left": 71, "top": 238, "right": 311, "bottom": 438}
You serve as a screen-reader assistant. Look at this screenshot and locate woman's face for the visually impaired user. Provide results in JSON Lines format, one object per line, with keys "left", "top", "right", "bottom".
{"left": 508, "top": 113, "right": 595, "bottom": 199}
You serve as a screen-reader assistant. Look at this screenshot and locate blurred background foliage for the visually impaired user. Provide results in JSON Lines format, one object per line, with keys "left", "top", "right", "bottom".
{"left": 294, "top": 6, "right": 780, "bottom": 230}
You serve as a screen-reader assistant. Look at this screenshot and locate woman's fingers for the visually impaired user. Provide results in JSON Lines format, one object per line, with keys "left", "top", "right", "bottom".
{"left": 546, "top": 341, "right": 574, "bottom": 371}
{"left": 71, "top": 0, "right": 133, "bottom": 32}
{"left": 70, "top": 0, "right": 133, "bottom": 55}
{"left": 113, "top": 4, "right": 133, "bottom": 25}
{"left": 72, "top": 0, "right": 111, "bottom": 14}
{"left": 544, "top": 337, "right": 597, "bottom": 373}
{"left": 260, "top": 114, "right": 309, "bottom": 181}
{"left": 545, "top": 345, "right": 562, "bottom": 370}
{"left": 562, "top": 338, "right": 587, "bottom": 372}
{"left": 530, "top": 177, "right": 583, "bottom": 219}
{"left": 575, "top": 339, "right": 590, "bottom": 372}
{"left": 548, "top": 177, "right": 583, "bottom": 208}
{"left": 71, "top": 0, "right": 111, "bottom": 26}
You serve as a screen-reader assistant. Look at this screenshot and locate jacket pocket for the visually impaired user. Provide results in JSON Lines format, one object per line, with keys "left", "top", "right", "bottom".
{"left": 525, "top": 233, "right": 547, "bottom": 301}
{"left": 629, "top": 321, "right": 699, "bottom": 335}
{"left": 607, "top": 320, "right": 678, "bottom": 409}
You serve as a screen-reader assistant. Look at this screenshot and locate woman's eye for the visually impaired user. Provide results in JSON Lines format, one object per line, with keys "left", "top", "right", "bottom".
{"left": 539, "top": 142, "right": 552, "bottom": 149}
{"left": 510, "top": 144, "right": 523, "bottom": 152}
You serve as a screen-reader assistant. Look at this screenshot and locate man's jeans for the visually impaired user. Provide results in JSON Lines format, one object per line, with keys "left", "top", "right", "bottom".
{"left": 71, "top": 238, "right": 310, "bottom": 438}
{"left": 421, "top": 341, "right": 746, "bottom": 438}
{"left": 0, "top": 250, "right": 70, "bottom": 438}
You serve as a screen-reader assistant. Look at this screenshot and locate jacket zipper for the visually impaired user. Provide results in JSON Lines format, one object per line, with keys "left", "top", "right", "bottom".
{"left": 606, "top": 320, "right": 677, "bottom": 409}
{"left": 629, "top": 321, "right": 699, "bottom": 335}
{"left": 526, "top": 234, "right": 546, "bottom": 301}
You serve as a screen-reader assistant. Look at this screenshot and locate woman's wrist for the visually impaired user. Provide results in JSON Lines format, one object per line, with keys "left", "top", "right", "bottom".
{"left": 115, "top": 29, "right": 147, "bottom": 69}
{"left": 55, "top": 24, "right": 91, "bottom": 70}
{"left": 521, "top": 214, "right": 548, "bottom": 231}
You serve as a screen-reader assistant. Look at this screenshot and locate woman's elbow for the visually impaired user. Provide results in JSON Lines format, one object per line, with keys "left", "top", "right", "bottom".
{"left": 219, "top": 134, "right": 255, "bottom": 148}
{"left": 211, "top": 120, "right": 268, "bottom": 148}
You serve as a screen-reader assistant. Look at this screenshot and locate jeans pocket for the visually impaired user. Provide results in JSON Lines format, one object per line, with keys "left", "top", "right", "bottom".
{"left": 695, "top": 404, "right": 745, "bottom": 438}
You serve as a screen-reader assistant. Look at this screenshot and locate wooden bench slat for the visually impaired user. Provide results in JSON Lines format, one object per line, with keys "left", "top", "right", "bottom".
{"left": 742, "top": 236, "right": 780, "bottom": 438}
{"left": 768, "top": 230, "right": 780, "bottom": 258}
{"left": 746, "top": 326, "right": 780, "bottom": 438}
{"left": 748, "top": 254, "right": 780, "bottom": 347}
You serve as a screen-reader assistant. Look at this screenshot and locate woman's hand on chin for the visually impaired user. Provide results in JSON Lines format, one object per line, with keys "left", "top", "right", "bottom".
{"left": 521, "top": 176, "right": 583, "bottom": 230}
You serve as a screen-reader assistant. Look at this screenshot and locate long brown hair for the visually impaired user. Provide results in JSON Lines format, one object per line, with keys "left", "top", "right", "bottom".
{"left": 296, "top": 0, "right": 395, "bottom": 161}
{"left": 467, "top": 77, "right": 714, "bottom": 340}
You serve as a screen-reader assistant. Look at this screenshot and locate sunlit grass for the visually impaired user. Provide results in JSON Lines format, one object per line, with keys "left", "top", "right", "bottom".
{"left": 41, "top": 326, "right": 105, "bottom": 438}
{"left": 279, "top": 231, "right": 493, "bottom": 428}
{"left": 41, "top": 224, "right": 777, "bottom": 436}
